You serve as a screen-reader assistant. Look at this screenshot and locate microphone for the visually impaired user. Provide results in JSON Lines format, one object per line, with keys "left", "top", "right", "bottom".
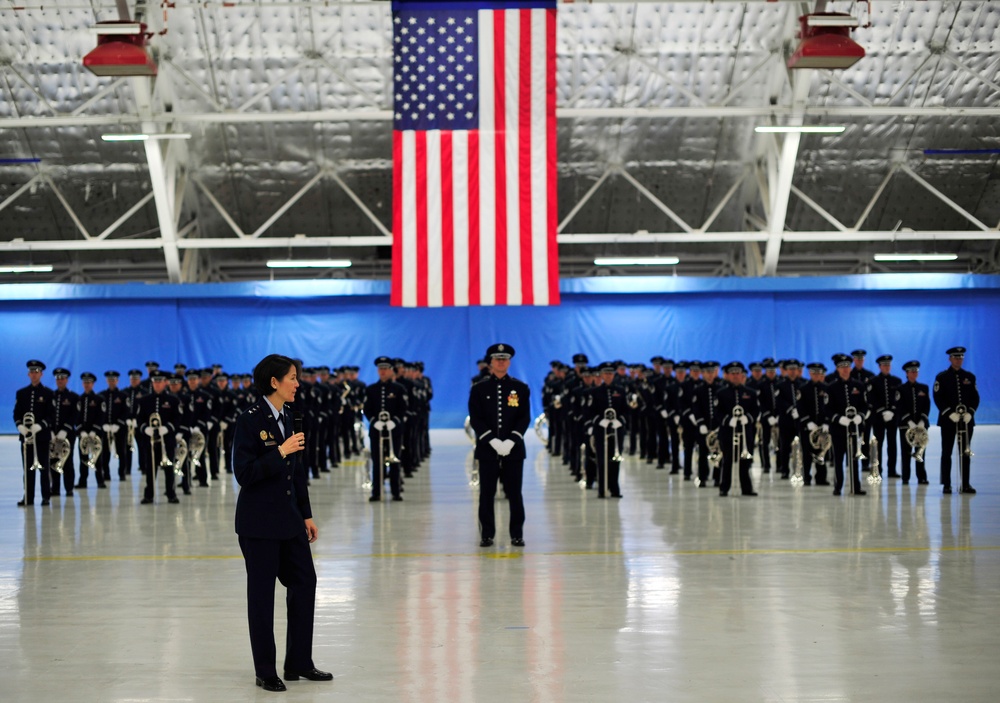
{"left": 293, "top": 412, "right": 303, "bottom": 436}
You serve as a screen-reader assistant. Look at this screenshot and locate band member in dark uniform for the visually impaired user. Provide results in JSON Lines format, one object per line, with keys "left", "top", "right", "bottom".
{"left": 933, "top": 346, "right": 979, "bottom": 494}
{"left": 468, "top": 343, "right": 531, "bottom": 548}
{"left": 122, "top": 368, "right": 145, "bottom": 478}
{"left": 136, "top": 370, "right": 181, "bottom": 505}
{"left": 587, "top": 362, "right": 630, "bottom": 498}
{"left": 894, "top": 360, "right": 931, "bottom": 486}
{"left": 14, "top": 360, "right": 53, "bottom": 507}
{"left": 688, "top": 361, "right": 723, "bottom": 487}
{"left": 868, "top": 354, "right": 902, "bottom": 478}
{"left": 100, "top": 370, "right": 129, "bottom": 482}
{"left": 50, "top": 367, "right": 78, "bottom": 496}
{"left": 75, "top": 372, "right": 107, "bottom": 489}
{"left": 233, "top": 354, "right": 331, "bottom": 693}
{"left": 363, "top": 356, "right": 407, "bottom": 502}
{"left": 717, "top": 361, "right": 760, "bottom": 497}
{"left": 827, "top": 354, "right": 869, "bottom": 496}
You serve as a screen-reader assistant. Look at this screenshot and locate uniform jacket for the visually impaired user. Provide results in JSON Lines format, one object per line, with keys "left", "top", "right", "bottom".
{"left": 468, "top": 373, "right": 531, "bottom": 461}
{"left": 233, "top": 397, "right": 312, "bottom": 540}
{"left": 894, "top": 381, "right": 931, "bottom": 426}
{"left": 14, "top": 383, "right": 54, "bottom": 437}
{"left": 932, "top": 367, "right": 979, "bottom": 427}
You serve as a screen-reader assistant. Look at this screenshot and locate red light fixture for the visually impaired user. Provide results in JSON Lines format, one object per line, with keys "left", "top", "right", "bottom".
{"left": 83, "top": 21, "right": 157, "bottom": 77}
{"left": 787, "top": 13, "right": 865, "bottom": 70}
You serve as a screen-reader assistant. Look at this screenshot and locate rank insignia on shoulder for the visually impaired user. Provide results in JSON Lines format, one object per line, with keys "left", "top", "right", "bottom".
{"left": 507, "top": 391, "right": 519, "bottom": 407}
{"left": 260, "top": 430, "right": 268, "bottom": 440}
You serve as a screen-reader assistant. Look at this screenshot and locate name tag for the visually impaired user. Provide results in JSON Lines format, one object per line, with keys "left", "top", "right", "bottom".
{"left": 264, "top": 440, "right": 277, "bottom": 447}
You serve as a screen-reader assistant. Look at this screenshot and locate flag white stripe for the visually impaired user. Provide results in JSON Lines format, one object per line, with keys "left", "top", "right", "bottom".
{"left": 477, "top": 9, "right": 496, "bottom": 306}
{"left": 401, "top": 131, "right": 418, "bottom": 308}
{"left": 426, "top": 130, "right": 443, "bottom": 307}
{"left": 504, "top": 9, "right": 522, "bottom": 306}
{"left": 452, "top": 132, "right": 470, "bottom": 307}
{"left": 530, "top": 10, "right": 549, "bottom": 305}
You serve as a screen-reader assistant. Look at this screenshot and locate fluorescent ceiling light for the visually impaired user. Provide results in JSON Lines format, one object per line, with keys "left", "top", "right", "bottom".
{"left": 0, "top": 265, "right": 53, "bottom": 273}
{"left": 806, "top": 16, "right": 860, "bottom": 28}
{"left": 90, "top": 23, "right": 143, "bottom": 35}
{"left": 266, "top": 259, "right": 352, "bottom": 268}
{"left": 874, "top": 253, "right": 958, "bottom": 262}
{"left": 594, "top": 257, "right": 680, "bottom": 266}
{"left": 101, "top": 133, "right": 192, "bottom": 142}
{"left": 754, "top": 125, "right": 846, "bottom": 134}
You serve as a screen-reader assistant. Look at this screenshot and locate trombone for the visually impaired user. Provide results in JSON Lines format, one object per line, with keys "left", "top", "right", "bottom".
{"left": 789, "top": 435, "right": 804, "bottom": 487}
{"left": 22, "top": 412, "right": 43, "bottom": 472}
{"left": 148, "top": 412, "right": 173, "bottom": 484}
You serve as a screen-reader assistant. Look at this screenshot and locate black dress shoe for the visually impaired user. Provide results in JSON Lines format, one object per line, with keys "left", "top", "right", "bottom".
{"left": 743, "top": 491, "right": 758, "bottom": 497}
{"left": 41, "top": 499, "right": 50, "bottom": 506}
{"left": 97, "top": 483, "right": 107, "bottom": 489}
{"left": 65, "top": 491, "right": 73, "bottom": 497}
{"left": 392, "top": 495, "right": 403, "bottom": 502}
{"left": 961, "top": 485, "right": 977, "bottom": 494}
{"left": 141, "top": 497, "right": 154, "bottom": 504}
{"left": 511, "top": 538, "right": 525, "bottom": 547}
{"left": 256, "top": 676, "right": 287, "bottom": 691}
{"left": 17, "top": 500, "right": 27, "bottom": 507}
{"left": 888, "top": 473, "right": 901, "bottom": 478}
{"left": 168, "top": 496, "right": 180, "bottom": 504}
{"left": 943, "top": 486, "right": 952, "bottom": 494}
{"left": 611, "top": 493, "right": 623, "bottom": 499}
{"left": 719, "top": 491, "right": 728, "bottom": 497}
{"left": 284, "top": 668, "right": 333, "bottom": 682}
{"left": 833, "top": 489, "right": 842, "bottom": 496}
{"left": 918, "top": 480, "right": 930, "bottom": 485}
{"left": 854, "top": 490, "right": 867, "bottom": 496}
{"left": 816, "top": 481, "right": 830, "bottom": 486}
{"left": 368, "top": 496, "right": 380, "bottom": 502}
{"left": 480, "top": 537, "right": 494, "bottom": 547}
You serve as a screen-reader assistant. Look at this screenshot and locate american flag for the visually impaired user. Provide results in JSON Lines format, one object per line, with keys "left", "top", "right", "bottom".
{"left": 390, "top": 0, "right": 559, "bottom": 307}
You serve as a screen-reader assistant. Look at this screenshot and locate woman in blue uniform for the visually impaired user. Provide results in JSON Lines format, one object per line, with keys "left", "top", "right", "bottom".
{"left": 233, "top": 354, "right": 333, "bottom": 692}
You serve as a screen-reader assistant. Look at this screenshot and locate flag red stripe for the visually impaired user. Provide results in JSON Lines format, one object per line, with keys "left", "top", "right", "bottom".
{"left": 391, "top": 131, "right": 403, "bottom": 307}
{"left": 493, "top": 11, "right": 507, "bottom": 306}
{"left": 545, "top": 7, "right": 559, "bottom": 304}
{"left": 518, "top": 9, "right": 534, "bottom": 305}
{"left": 441, "top": 131, "right": 455, "bottom": 307}
{"left": 468, "top": 130, "right": 481, "bottom": 306}
{"left": 415, "top": 131, "right": 428, "bottom": 308}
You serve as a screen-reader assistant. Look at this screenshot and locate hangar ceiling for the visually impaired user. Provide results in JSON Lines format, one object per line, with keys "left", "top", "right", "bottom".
{"left": 1, "top": 0, "right": 998, "bottom": 283}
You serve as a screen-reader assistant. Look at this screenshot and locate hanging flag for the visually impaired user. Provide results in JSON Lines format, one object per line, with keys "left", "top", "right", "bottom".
{"left": 390, "top": 0, "right": 559, "bottom": 307}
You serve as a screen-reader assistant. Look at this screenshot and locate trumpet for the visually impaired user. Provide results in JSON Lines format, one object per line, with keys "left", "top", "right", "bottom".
{"left": 377, "top": 411, "right": 399, "bottom": 464}
{"left": 80, "top": 432, "right": 103, "bottom": 470}
{"left": 174, "top": 436, "right": 189, "bottom": 478}
{"left": 866, "top": 435, "right": 882, "bottom": 485}
{"left": 22, "top": 412, "right": 43, "bottom": 471}
{"left": 904, "top": 424, "right": 929, "bottom": 463}
{"left": 789, "top": 435, "right": 804, "bottom": 486}
{"left": 534, "top": 413, "right": 549, "bottom": 443}
{"left": 49, "top": 435, "right": 71, "bottom": 474}
{"left": 955, "top": 403, "right": 973, "bottom": 458}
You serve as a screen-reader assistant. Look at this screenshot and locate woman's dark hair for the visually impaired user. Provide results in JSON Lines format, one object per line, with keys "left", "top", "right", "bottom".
{"left": 253, "top": 354, "right": 299, "bottom": 396}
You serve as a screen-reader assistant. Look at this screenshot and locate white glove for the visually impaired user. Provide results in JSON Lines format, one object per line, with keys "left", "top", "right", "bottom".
{"left": 488, "top": 438, "right": 503, "bottom": 453}
{"left": 699, "top": 425, "right": 708, "bottom": 435}
{"left": 110, "top": 424, "right": 120, "bottom": 433}
{"left": 907, "top": 420, "right": 916, "bottom": 429}
{"left": 673, "top": 416, "right": 681, "bottom": 426}
{"left": 206, "top": 421, "right": 214, "bottom": 430}
{"left": 838, "top": 416, "right": 851, "bottom": 427}
{"left": 220, "top": 421, "right": 229, "bottom": 430}
{"left": 191, "top": 427, "right": 203, "bottom": 436}
{"left": 851, "top": 415, "right": 862, "bottom": 426}
{"left": 175, "top": 432, "right": 184, "bottom": 441}
{"left": 598, "top": 418, "right": 611, "bottom": 428}
{"left": 56, "top": 429, "right": 68, "bottom": 440}
{"left": 882, "top": 411, "right": 894, "bottom": 422}
{"left": 767, "top": 416, "right": 778, "bottom": 426}
{"left": 102, "top": 423, "right": 111, "bottom": 432}
{"left": 586, "top": 426, "right": 594, "bottom": 436}
{"left": 728, "top": 417, "right": 739, "bottom": 428}
{"left": 790, "top": 408, "right": 799, "bottom": 420}
{"left": 126, "top": 418, "right": 137, "bottom": 428}
{"left": 498, "top": 439, "right": 515, "bottom": 456}
{"left": 962, "top": 413, "right": 972, "bottom": 423}
{"left": 386, "top": 420, "right": 397, "bottom": 430}
{"left": 948, "top": 412, "right": 960, "bottom": 423}
{"left": 144, "top": 426, "right": 155, "bottom": 437}
{"left": 17, "top": 424, "right": 28, "bottom": 436}
{"left": 158, "top": 427, "right": 168, "bottom": 437}
{"left": 660, "top": 409, "right": 668, "bottom": 418}
{"left": 29, "top": 424, "right": 42, "bottom": 436}
{"left": 822, "top": 424, "right": 830, "bottom": 432}
{"left": 807, "top": 421, "right": 818, "bottom": 431}
{"left": 738, "top": 416, "right": 749, "bottom": 426}
{"left": 373, "top": 420, "right": 386, "bottom": 431}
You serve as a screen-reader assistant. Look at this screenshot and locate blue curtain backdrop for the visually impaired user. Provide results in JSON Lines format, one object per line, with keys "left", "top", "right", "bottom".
{"left": 2, "top": 274, "right": 997, "bottom": 432}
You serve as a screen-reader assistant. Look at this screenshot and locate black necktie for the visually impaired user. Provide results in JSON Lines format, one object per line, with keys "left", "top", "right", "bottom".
{"left": 277, "top": 414, "right": 286, "bottom": 441}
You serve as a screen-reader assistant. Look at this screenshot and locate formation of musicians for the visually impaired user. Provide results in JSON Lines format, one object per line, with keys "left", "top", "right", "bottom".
{"left": 540, "top": 347, "right": 979, "bottom": 498}
{"left": 13, "top": 358, "right": 433, "bottom": 507}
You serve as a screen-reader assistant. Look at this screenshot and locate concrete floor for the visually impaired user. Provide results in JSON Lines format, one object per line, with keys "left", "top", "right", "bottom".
{"left": 1, "top": 427, "right": 998, "bottom": 703}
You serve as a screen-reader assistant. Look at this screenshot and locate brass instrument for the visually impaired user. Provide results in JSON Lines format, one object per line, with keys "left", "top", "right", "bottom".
{"left": 579, "top": 442, "right": 588, "bottom": 489}
{"left": 463, "top": 415, "right": 477, "bottom": 445}
{"left": 534, "top": 413, "right": 549, "bottom": 443}
{"left": 148, "top": 413, "right": 173, "bottom": 483}
{"left": 105, "top": 425, "right": 119, "bottom": 461}
{"left": 904, "top": 425, "right": 929, "bottom": 463}
{"left": 189, "top": 431, "right": 207, "bottom": 471}
{"left": 22, "top": 412, "right": 43, "bottom": 472}
{"left": 733, "top": 406, "right": 753, "bottom": 461}
{"left": 626, "top": 392, "right": 640, "bottom": 410}
{"left": 80, "top": 432, "right": 103, "bottom": 470}
{"left": 49, "top": 436, "right": 71, "bottom": 474}
{"left": 126, "top": 419, "right": 136, "bottom": 451}
{"left": 789, "top": 435, "right": 804, "bottom": 486}
{"left": 599, "top": 408, "right": 623, "bottom": 496}
{"left": 174, "top": 436, "right": 189, "bottom": 479}
{"left": 809, "top": 426, "right": 832, "bottom": 468}
{"left": 706, "top": 429, "right": 722, "bottom": 471}
{"left": 866, "top": 435, "right": 882, "bottom": 485}
{"left": 955, "top": 403, "right": 973, "bottom": 458}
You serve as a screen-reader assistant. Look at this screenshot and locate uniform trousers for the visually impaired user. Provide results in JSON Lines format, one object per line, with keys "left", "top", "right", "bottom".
{"left": 898, "top": 427, "right": 928, "bottom": 484}
{"left": 758, "top": 422, "right": 773, "bottom": 471}
{"left": 76, "top": 431, "right": 106, "bottom": 487}
{"left": 683, "top": 425, "right": 697, "bottom": 479}
{"left": 831, "top": 427, "right": 863, "bottom": 494}
{"left": 939, "top": 423, "right": 974, "bottom": 489}
{"left": 369, "top": 428, "right": 402, "bottom": 499}
{"left": 98, "top": 429, "right": 129, "bottom": 481}
{"left": 776, "top": 417, "right": 798, "bottom": 477}
{"left": 238, "top": 533, "right": 317, "bottom": 679}
{"left": 719, "top": 428, "right": 755, "bottom": 495}
{"left": 592, "top": 429, "right": 624, "bottom": 497}
{"left": 478, "top": 456, "right": 524, "bottom": 540}
{"left": 49, "top": 434, "right": 75, "bottom": 495}
{"left": 138, "top": 434, "right": 177, "bottom": 501}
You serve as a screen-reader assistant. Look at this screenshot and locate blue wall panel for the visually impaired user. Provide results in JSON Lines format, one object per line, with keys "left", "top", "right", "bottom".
{"left": 2, "top": 276, "right": 997, "bottom": 431}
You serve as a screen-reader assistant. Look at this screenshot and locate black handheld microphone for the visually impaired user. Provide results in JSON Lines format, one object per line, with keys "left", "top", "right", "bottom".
{"left": 293, "top": 412, "right": 304, "bottom": 436}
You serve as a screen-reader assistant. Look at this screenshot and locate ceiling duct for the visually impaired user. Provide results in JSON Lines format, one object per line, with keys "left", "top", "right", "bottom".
{"left": 83, "top": 21, "right": 156, "bottom": 77}
{"left": 787, "top": 13, "right": 865, "bottom": 70}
